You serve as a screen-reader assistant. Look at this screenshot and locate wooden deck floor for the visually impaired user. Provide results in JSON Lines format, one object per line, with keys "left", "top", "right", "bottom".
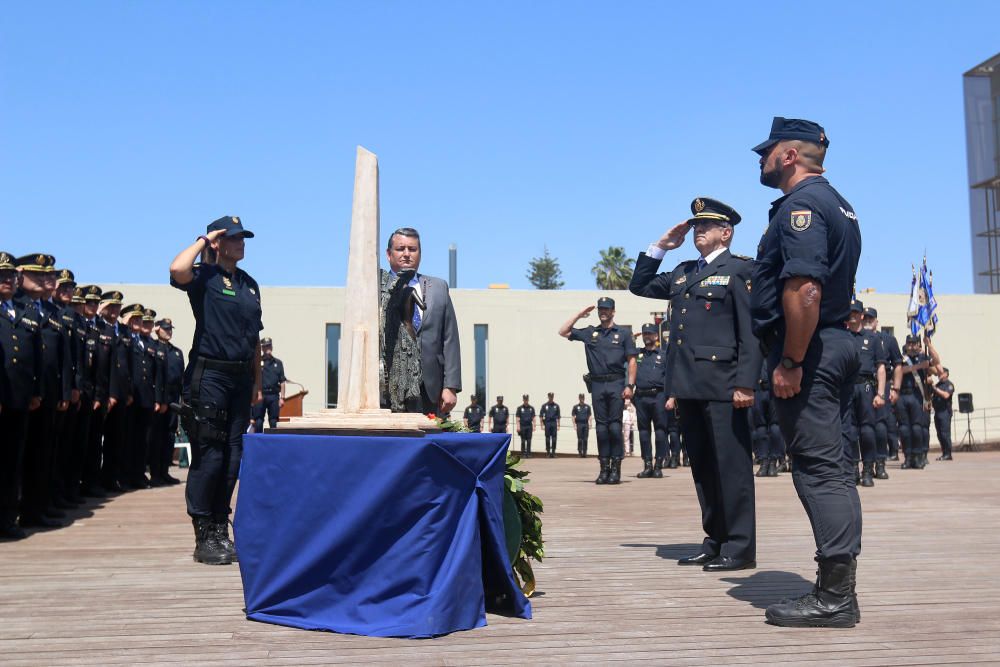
{"left": 2, "top": 451, "right": 999, "bottom": 666}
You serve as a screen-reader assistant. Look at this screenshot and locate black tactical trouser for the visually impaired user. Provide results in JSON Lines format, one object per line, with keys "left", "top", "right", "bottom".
{"left": 543, "top": 421, "right": 558, "bottom": 453}
{"left": 843, "top": 380, "right": 878, "bottom": 464}
{"left": 897, "top": 392, "right": 928, "bottom": 457}
{"left": 252, "top": 392, "right": 281, "bottom": 432}
{"left": 149, "top": 409, "right": 179, "bottom": 481}
{"left": 591, "top": 379, "right": 625, "bottom": 459}
{"left": 21, "top": 400, "right": 57, "bottom": 519}
{"left": 101, "top": 400, "right": 128, "bottom": 488}
{"left": 518, "top": 424, "right": 533, "bottom": 453}
{"left": 934, "top": 409, "right": 953, "bottom": 457}
{"left": 575, "top": 423, "right": 589, "bottom": 455}
{"left": 127, "top": 403, "right": 154, "bottom": 485}
{"left": 874, "top": 385, "right": 892, "bottom": 461}
{"left": 751, "top": 388, "right": 785, "bottom": 461}
{"left": 633, "top": 391, "right": 667, "bottom": 460}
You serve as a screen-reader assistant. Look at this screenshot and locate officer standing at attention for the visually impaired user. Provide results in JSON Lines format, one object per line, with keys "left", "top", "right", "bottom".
{"left": 633, "top": 324, "right": 669, "bottom": 479}
{"left": 123, "top": 304, "right": 163, "bottom": 489}
{"left": 571, "top": 393, "right": 592, "bottom": 457}
{"left": 77, "top": 285, "right": 110, "bottom": 499}
{"left": 169, "top": 216, "right": 263, "bottom": 566}
{"left": 843, "top": 300, "right": 887, "bottom": 488}
{"left": 52, "top": 269, "right": 85, "bottom": 507}
{"left": 559, "top": 297, "right": 638, "bottom": 485}
{"left": 151, "top": 318, "right": 184, "bottom": 485}
{"left": 462, "top": 394, "right": 485, "bottom": 432}
{"left": 252, "top": 337, "right": 286, "bottom": 432}
{"left": 930, "top": 366, "right": 955, "bottom": 461}
{"left": 488, "top": 395, "right": 509, "bottom": 434}
{"left": 629, "top": 197, "right": 760, "bottom": 571}
{"left": 0, "top": 251, "right": 43, "bottom": 538}
{"left": 863, "top": 307, "right": 901, "bottom": 478}
{"left": 101, "top": 289, "right": 133, "bottom": 493}
{"left": 898, "top": 334, "right": 933, "bottom": 470}
{"left": 753, "top": 359, "right": 786, "bottom": 477}
{"left": 749, "top": 117, "right": 862, "bottom": 627}
{"left": 515, "top": 394, "right": 536, "bottom": 457}
{"left": 539, "top": 392, "right": 561, "bottom": 458}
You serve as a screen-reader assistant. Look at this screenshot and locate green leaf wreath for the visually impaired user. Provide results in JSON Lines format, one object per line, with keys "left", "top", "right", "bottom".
{"left": 505, "top": 453, "right": 544, "bottom": 597}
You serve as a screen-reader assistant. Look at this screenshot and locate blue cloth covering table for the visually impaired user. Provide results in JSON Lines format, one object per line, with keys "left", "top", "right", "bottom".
{"left": 235, "top": 432, "right": 532, "bottom": 638}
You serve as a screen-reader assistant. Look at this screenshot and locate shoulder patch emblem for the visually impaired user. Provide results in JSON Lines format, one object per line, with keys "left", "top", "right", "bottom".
{"left": 790, "top": 210, "right": 812, "bottom": 232}
{"left": 674, "top": 274, "right": 687, "bottom": 285}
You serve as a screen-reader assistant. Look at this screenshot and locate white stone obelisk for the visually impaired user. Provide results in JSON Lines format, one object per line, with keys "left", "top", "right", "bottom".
{"left": 277, "top": 147, "right": 435, "bottom": 432}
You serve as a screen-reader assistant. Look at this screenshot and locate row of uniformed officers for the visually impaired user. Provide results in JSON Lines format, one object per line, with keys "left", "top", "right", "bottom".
{"left": 0, "top": 252, "right": 185, "bottom": 540}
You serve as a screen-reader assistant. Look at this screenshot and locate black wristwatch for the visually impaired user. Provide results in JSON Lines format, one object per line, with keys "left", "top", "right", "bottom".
{"left": 780, "top": 356, "right": 803, "bottom": 370}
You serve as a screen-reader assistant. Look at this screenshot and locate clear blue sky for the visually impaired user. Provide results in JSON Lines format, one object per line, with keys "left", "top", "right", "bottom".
{"left": 2, "top": 2, "right": 998, "bottom": 294}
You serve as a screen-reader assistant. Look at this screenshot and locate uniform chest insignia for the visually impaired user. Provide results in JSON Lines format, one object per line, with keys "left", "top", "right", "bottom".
{"left": 700, "top": 276, "right": 730, "bottom": 287}
{"left": 249, "top": 288, "right": 256, "bottom": 295}
{"left": 592, "top": 331, "right": 599, "bottom": 339}
{"left": 637, "top": 353, "right": 643, "bottom": 362}
{"left": 674, "top": 275, "right": 687, "bottom": 285}
{"left": 790, "top": 209, "right": 812, "bottom": 232}
{"left": 222, "top": 276, "right": 233, "bottom": 290}
{"left": 705, "top": 302, "right": 712, "bottom": 311}
{"left": 746, "top": 279, "right": 752, "bottom": 293}
{"left": 613, "top": 334, "right": 619, "bottom": 341}
{"left": 86, "top": 339, "right": 96, "bottom": 347}
{"left": 864, "top": 339, "right": 869, "bottom": 345}
{"left": 656, "top": 355, "right": 661, "bottom": 361}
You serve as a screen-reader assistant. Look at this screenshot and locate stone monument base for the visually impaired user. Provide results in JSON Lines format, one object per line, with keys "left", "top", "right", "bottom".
{"left": 270, "top": 408, "right": 440, "bottom": 435}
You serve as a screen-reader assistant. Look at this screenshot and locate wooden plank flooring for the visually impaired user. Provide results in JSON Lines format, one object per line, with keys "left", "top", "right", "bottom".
{"left": 2, "top": 452, "right": 999, "bottom": 666}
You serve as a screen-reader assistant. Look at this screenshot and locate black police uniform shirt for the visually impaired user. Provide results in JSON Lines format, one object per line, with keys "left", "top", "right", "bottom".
{"left": 162, "top": 341, "right": 185, "bottom": 402}
{"left": 751, "top": 176, "right": 862, "bottom": 339}
{"left": 101, "top": 319, "right": 132, "bottom": 403}
{"left": 261, "top": 356, "right": 286, "bottom": 395}
{"left": 853, "top": 329, "right": 887, "bottom": 377}
{"left": 0, "top": 300, "right": 43, "bottom": 410}
{"left": 568, "top": 324, "right": 638, "bottom": 378}
{"left": 171, "top": 264, "right": 263, "bottom": 362}
{"left": 16, "top": 296, "right": 72, "bottom": 403}
{"left": 630, "top": 249, "right": 760, "bottom": 402}
{"left": 932, "top": 379, "right": 954, "bottom": 413}
{"left": 635, "top": 347, "right": 666, "bottom": 392}
{"left": 489, "top": 404, "right": 509, "bottom": 425}
{"left": 540, "top": 401, "right": 561, "bottom": 423}
{"left": 879, "top": 331, "right": 903, "bottom": 372}
{"left": 91, "top": 319, "right": 115, "bottom": 404}
{"left": 463, "top": 403, "right": 485, "bottom": 427}
{"left": 899, "top": 353, "right": 930, "bottom": 393}
{"left": 516, "top": 404, "right": 535, "bottom": 427}
{"left": 130, "top": 333, "right": 162, "bottom": 409}
{"left": 571, "top": 403, "right": 591, "bottom": 424}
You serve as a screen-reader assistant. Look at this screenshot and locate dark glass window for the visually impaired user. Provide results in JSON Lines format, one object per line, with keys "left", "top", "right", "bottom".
{"left": 474, "top": 324, "right": 488, "bottom": 405}
{"left": 326, "top": 323, "right": 341, "bottom": 408}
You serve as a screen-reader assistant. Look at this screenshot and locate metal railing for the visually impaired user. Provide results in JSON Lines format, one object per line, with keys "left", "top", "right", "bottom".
{"left": 951, "top": 406, "right": 1000, "bottom": 448}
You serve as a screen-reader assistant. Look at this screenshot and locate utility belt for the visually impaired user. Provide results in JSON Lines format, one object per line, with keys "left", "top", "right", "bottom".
{"left": 899, "top": 387, "right": 917, "bottom": 395}
{"left": 263, "top": 387, "right": 281, "bottom": 396}
{"left": 170, "top": 356, "right": 245, "bottom": 447}
{"left": 856, "top": 374, "right": 875, "bottom": 386}
{"left": 633, "top": 387, "right": 660, "bottom": 398}
{"left": 197, "top": 356, "right": 254, "bottom": 376}
{"left": 583, "top": 372, "right": 624, "bottom": 393}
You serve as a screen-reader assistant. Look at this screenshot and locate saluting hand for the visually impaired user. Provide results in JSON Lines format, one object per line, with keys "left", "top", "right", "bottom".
{"left": 732, "top": 387, "right": 754, "bottom": 409}
{"left": 656, "top": 221, "right": 691, "bottom": 251}
{"left": 772, "top": 366, "right": 803, "bottom": 399}
{"left": 577, "top": 305, "right": 595, "bottom": 320}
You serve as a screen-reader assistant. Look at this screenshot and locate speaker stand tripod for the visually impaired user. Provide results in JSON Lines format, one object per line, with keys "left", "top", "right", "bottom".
{"left": 958, "top": 412, "right": 977, "bottom": 452}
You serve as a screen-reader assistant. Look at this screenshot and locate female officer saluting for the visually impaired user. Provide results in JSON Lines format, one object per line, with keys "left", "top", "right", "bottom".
{"left": 169, "top": 216, "right": 263, "bottom": 565}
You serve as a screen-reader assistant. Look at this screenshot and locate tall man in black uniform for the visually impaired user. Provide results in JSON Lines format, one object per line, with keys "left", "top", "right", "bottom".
{"left": 571, "top": 394, "right": 592, "bottom": 457}
{"left": 864, "top": 307, "right": 901, "bottom": 478}
{"left": 122, "top": 304, "right": 162, "bottom": 489}
{"left": 100, "top": 290, "right": 132, "bottom": 493}
{"left": 843, "top": 300, "right": 887, "bottom": 488}
{"left": 462, "top": 394, "right": 485, "bottom": 432}
{"left": 0, "top": 251, "right": 43, "bottom": 538}
{"left": 488, "top": 396, "right": 509, "bottom": 434}
{"left": 515, "top": 394, "right": 536, "bottom": 457}
{"left": 80, "top": 287, "right": 113, "bottom": 497}
{"left": 151, "top": 318, "right": 184, "bottom": 485}
{"left": 898, "top": 334, "right": 933, "bottom": 470}
{"left": 52, "top": 271, "right": 89, "bottom": 505}
{"left": 16, "top": 254, "right": 72, "bottom": 527}
{"left": 630, "top": 197, "right": 760, "bottom": 571}
{"left": 252, "top": 337, "right": 286, "bottom": 432}
{"left": 559, "top": 297, "right": 638, "bottom": 485}
{"left": 750, "top": 117, "right": 863, "bottom": 627}
{"left": 931, "top": 367, "right": 955, "bottom": 461}
{"left": 633, "top": 324, "right": 669, "bottom": 479}
{"left": 539, "top": 393, "right": 560, "bottom": 458}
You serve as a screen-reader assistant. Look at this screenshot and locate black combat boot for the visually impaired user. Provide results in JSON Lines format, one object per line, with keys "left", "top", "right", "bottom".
{"left": 667, "top": 453, "right": 679, "bottom": 469}
{"left": 607, "top": 458, "right": 622, "bottom": 485}
{"left": 849, "top": 558, "right": 861, "bottom": 622}
{"left": 682, "top": 451, "right": 691, "bottom": 467}
{"left": 214, "top": 515, "right": 238, "bottom": 562}
{"left": 595, "top": 458, "right": 610, "bottom": 485}
{"left": 901, "top": 453, "right": 912, "bottom": 469}
{"left": 765, "top": 559, "right": 857, "bottom": 628}
{"left": 192, "top": 516, "right": 233, "bottom": 565}
{"left": 767, "top": 459, "right": 779, "bottom": 477}
{"left": 755, "top": 459, "right": 769, "bottom": 477}
{"left": 777, "top": 457, "right": 789, "bottom": 473}
{"left": 652, "top": 457, "right": 664, "bottom": 478}
{"left": 918, "top": 452, "right": 928, "bottom": 468}
{"left": 636, "top": 459, "right": 654, "bottom": 478}
{"left": 854, "top": 464, "right": 862, "bottom": 486}
{"left": 874, "top": 460, "right": 888, "bottom": 480}
{"left": 860, "top": 462, "right": 874, "bottom": 487}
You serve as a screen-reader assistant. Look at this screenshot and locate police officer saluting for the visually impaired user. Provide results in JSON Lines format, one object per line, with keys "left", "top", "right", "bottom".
{"left": 515, "top": 394, "right": 536, "bottom": 457}
{"left": 169, "top": 215, "right": 263, "bottom": 565}
{"left": 571, "top": 393, "right": 592, "bottom": 457}
{"left": 252, "top": 337, "right": 285, "bottom": 432}
{"left": 462, "top": 394, "right": 485, "bottom": 432}
{"left": 559, "top": 297, "right": 638, "bottom": 485}
{"left": 632, "top": 324, "right": 670, "bottom": 479}
{"left": 750, "top": 117, "right": 863, "bottom": 627}
{"left": 630, "top": 197, "right": 760, "bottom": 571}
{"left": 539, "top": 393, "right": 561, "bottom": 458}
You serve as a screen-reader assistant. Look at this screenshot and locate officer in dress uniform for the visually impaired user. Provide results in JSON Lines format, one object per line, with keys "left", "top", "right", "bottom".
{"left": 843, "top": 300, "right": 887, "bottom": 488}
{"left": 462, "top": 394, "right": 485, "bottom": 432}
{"left": 632, "top": 324, "right": 669, "bottom": 479}
{"left": 151, "top": 318, "right": 184, "bottom": 485}
{"left": 863, "top": 307, "right": 901, "bottom": 479}
{"left": 752, "top": 358, "right": 786, "bottom": 477}
{"left": 559, "top": 297, "right": 638, "bottom": 485}
{"left": 539, "top": 393, "right": 561, "bottom": 458}
{"left": 51, "top": 270, "right": 86, "bottom": 505}
{"left": 750, "top": 117, "right": 862, "bottom": 627}
{"left": 515, "top": 394, "right": 536, "bottom": 457}
{"left": 931, "top": 367, "right": 955, "bottom": 461}
{"left": 65, "top": 284, "right": 100, "bottom": 500}
{"left": 488, "top": 395, "right": 509, "bottom": 434}
{"left": 0, "top": 251, "right": 43, "bottom": 538}
{"left": 15, "top": 254, "right": 72, "bottom": 528}
{"left": 100, "top": 290, "right": 133, "bottom": 493}
{"left": 630, "top": 197, "right": 761, "bottom": 571}
{"left": 252, "top": 337, "right": 286, "bottom": 432}
{"left": 121, "top": 304, "right": 162, "bottom": 489}
{"left": 571, "top": 394, "right": 592, "bottom": 457}
{"left": 80, "top": 288, "right": 114, "bottom": 497}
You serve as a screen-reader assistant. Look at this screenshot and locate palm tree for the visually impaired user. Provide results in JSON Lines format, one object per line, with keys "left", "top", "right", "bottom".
{"left": 591, "top": 246, "right": 634, "bottom": 290}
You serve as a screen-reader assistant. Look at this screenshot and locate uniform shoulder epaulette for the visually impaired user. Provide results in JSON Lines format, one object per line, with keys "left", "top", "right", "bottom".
{"left": 731, "top": 253, "right": 753, "bottom": 261}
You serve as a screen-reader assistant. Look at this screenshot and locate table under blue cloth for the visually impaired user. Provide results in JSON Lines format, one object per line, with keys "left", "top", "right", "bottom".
{"left": 234, "top": 432, "right": 532, "bottom": 638}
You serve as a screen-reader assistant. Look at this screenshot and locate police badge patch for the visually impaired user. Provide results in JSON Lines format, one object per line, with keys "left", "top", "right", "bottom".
{"left": 790, "top": 210, "right": 812, "bottom": 232}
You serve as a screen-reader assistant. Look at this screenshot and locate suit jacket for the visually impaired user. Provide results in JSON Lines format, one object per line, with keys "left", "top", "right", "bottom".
{"left": 417, "top": 273, "right": 461, "bottom": 406}
{"left": 629, "top": 249, "right": 761, "bottom": 402}
{"left": 0, "top": 300, "right": 43, "bottom": 410}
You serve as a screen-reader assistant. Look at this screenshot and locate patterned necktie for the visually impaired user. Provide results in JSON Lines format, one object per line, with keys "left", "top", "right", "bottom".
{"left": 412, "top": 306, "right": 422, "bottom": 333}
{"left": 696, "top": 257, "right": 707, "bottom": 274}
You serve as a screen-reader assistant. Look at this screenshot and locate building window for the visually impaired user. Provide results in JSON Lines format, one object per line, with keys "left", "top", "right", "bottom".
{"left": 326, "top": 323, "right": 341, "bottom": 408}
{"left": 474, "top": 324, "right": 488, "bottom": 405}
{"left": 883, "top": 326, "right": 894, "bottom": 338}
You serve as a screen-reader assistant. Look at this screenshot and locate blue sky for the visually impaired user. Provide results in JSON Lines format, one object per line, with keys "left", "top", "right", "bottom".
{"left": 2, "top": 2, "right": 998, "bottom": 294}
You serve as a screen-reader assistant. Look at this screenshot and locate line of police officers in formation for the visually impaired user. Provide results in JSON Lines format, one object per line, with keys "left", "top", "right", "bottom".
{"left": 0, "top": 252, "right": 187, "bottom": 540}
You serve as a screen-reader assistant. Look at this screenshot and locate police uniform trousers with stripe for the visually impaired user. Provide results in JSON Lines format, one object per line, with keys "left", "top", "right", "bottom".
{"left": 769, "top": 326, "right": 862, "bottom": 562}
{"left": 676, "top": 397, "right": 755, "bottom": 561}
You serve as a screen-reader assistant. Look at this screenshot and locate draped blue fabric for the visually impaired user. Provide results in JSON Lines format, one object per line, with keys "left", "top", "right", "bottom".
{"left": 235, "top": 432, "right": 532, "bottom": 638}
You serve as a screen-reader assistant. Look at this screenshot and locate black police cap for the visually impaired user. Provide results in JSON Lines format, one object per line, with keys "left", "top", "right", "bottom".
{"left": 686, "top": 197, "right": 741, "bottom": 226}
{"left": 56, "top": 268, "right": 76, "bottom": 286}
{"left": 641, "top": 323, "right": 658, "bottom": 334}
{"left": 597, "top": 297, "right": 615, "bottom": 309}
{"left": 261, "top": 337, "right": 273, "bottom": 347}
{"left": 752, "top": 117, "right": 829, "bottom": 156}
{"left": 208, "top": 215, "right": 255, "bottom": 238}
{"left": 155, "top": 318, "right": 174, "bottom": 329}
{"left": 905, "top": 334, "right": 920, "bottom": 344}
{"left": 15, "top": 253, "right": 56, "bottom": 272}
{"left": 863, "top": 307, "right": 878, "bottom": 319}
{"left": 850, "top": 299, "right": 864, "bottom": 313}
{"left": 0, "top": 252, "right": 14, "bottom": 271}
{"left": 522, "top": 394, "right": 529, "bottom": 400}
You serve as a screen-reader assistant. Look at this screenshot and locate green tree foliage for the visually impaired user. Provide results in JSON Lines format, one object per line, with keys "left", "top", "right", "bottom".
{"left": 526, "top": 246, "right": 564, "bottom": 290}
{"left": 591, "top": 246, "right": 634, "bottom": 290}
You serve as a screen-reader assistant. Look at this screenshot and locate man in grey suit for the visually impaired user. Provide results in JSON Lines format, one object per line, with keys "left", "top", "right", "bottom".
{"left": 385, "top": 227, "right": 462, "bottom": 415}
